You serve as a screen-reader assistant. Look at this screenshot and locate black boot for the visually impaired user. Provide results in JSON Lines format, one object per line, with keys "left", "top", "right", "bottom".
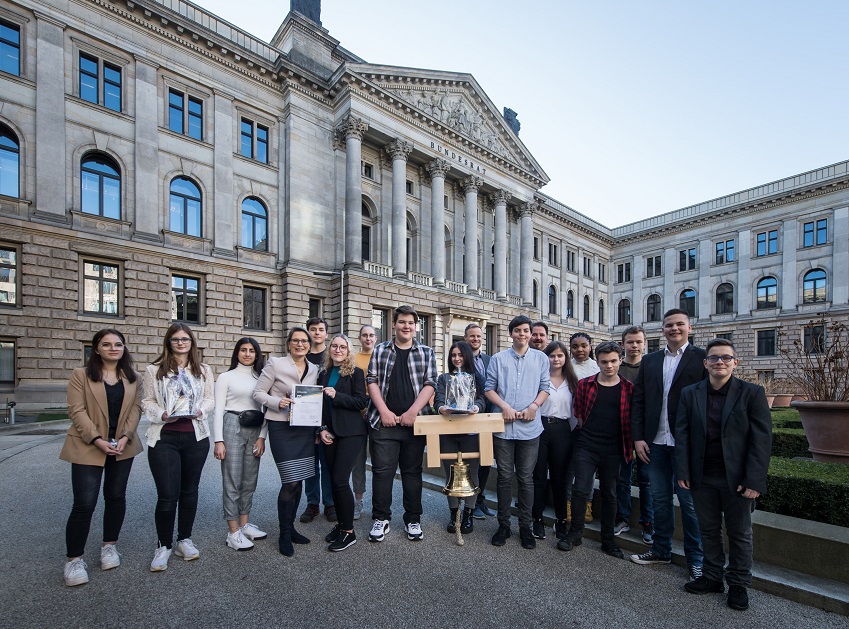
{"left": 278, "top": 499, "right": 295, "bottom": 557}
{"left": 289, "top": 484, "right": 310, "bottom": 545}
{"left": 461, "top": 508, "right": 474, "bottom": 534}
{"left": 447, "top": 508, "right": 458, "bottom": 533}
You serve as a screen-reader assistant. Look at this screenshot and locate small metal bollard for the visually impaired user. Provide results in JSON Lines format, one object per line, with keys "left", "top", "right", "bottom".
{"left": 3, "top": 400, "right": 15, "bottom": 425}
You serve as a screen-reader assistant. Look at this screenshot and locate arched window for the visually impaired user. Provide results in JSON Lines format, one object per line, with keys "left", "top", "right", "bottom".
{"left": 803, "top": 269, "right": 826, "bottom": 304}
{"left": 715, "top": 283, "right": 734, "bottom": 314}
{"left": 583, "top": 295, "right": 590, "bottom": 322}
{"left": 679, "top": 288, "right": 696, "bottom": 317}
{"left": 548, "top": 285, "right": 557, "bottom": 314}
{"left": 169, "top": 177, "right": 202, "bottom": 237}
{"left": 617, "top": 299, "right": 631, "bottom": 326}
{"left": 361, "top": 203, "right": 373, "bottom": 261}
{"left": 532, "top": 279, "right": 539, "bottom": 309}
{"left": 598, "top": 299, "right": 605, "bottom": 325}
{"left": 646, "top": 294, "right": 661, "bottom": 322}
{"left": 81, "top": 154, "right": 121, "bottom": 219}
{"left": 241, "top": 197, "right": 267, "bottom": 251}
{"left": 756, "top": 276, "right": 777, "bottom": 309}
{"left": 0, "top": 124, "right": 19, "bottom": 198}
{"left": 566, "top": 290, "right": 574, "bottom": 318}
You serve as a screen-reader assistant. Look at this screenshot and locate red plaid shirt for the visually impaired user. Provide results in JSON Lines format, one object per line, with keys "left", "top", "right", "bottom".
{"left": 573, "top": 375, "right": 634, "bottom": 462}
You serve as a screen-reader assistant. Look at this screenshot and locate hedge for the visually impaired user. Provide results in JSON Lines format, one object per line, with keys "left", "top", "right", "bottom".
{"left": 771, "top": 427, "right": 810, "bottom": 459}
{"left": 757, "top": 457, "right": 849, "bottom": 527}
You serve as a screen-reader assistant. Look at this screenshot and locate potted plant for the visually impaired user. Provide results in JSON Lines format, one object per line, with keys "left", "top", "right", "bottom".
{"left": 781, "top": 317, "right": 849, "bottom": 464}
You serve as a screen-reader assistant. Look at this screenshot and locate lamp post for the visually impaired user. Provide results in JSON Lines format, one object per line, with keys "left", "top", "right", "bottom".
{"left": 313, "top": 270, "right": 344, "bottom": 333}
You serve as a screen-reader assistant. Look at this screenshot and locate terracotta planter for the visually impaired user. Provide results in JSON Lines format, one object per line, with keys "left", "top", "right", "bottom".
{"left": 766, "top": 395, "right": 776, "bottom": 408}
{"left": 791, "top": 394, "right": 808, "bottom": 403}
{"left": 772, "top": 394, "right": 794, "bottom": 407}
{"left": 791, "top": 400, "right": 849, "bottom": 464}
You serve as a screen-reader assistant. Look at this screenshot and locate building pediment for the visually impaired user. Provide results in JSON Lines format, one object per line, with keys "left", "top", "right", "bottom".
{"left": 341, "top": 64, "right": 549, "bottom": 187}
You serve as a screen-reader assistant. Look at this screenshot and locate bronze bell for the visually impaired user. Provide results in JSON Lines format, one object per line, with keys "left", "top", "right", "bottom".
{"left": 442, "top": 451, "right": 480, "bottom": 498}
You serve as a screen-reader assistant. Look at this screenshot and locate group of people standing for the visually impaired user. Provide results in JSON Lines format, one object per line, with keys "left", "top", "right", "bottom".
{"left": 59, "top": 305, "right": 772, "bottom": 612}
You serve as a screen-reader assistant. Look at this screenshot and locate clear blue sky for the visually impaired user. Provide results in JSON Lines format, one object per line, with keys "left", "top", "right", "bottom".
{"left": 195, "top": 0, "right": 849, "bottom": 227}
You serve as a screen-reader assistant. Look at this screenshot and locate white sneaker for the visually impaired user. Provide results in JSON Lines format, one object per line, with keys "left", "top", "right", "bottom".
{"left": 226, "top": 529, "right": 254, "bottom": 551}
{"left": 150, "top": 545, "right": 171, "bottom": 572}
{"left": 100, "top": 544, "right": 121, "bottom": 570}
{"left": 240, "top": 522, "right": 268, "bottom": 541}
{"left": 368, "top": 519, "right": 390, "bottom": 542}
{"left": 353, "top": 500, "right": 363, "bottom": 520}
{"left": 64, "top": 558, "right": 89, "bottom": 586}
{"left": 404, "top": 522, "right": 424, "bottom": 541}
{"left": 174, "top": 538, "right": 200, "bottom": 561}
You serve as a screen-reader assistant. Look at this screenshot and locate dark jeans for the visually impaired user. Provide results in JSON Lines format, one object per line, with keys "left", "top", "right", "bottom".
{"left": 532, "top": 419, "right": 574, "bottom": 521}
{"left": 476, "top": 465, "right": 491, "bottom": 504}
{"left": 305, "top": 442, "right": 334, "bottom": 507}
{"left": 65, "top": 457, "right": 134, "bottom": 558}
{"left": 692, "top": 475, "right": 755, "bottom": 586}
{"left": 569, "top": 446, "right": 621, "bottom": 545}
{"left": 493, "top": 436, "right": 539, "bottom": 529}
{"left": 616, "top": 455, "right": 654, "bottom": 526}
{"left": 148, "top": 432, "right": 209, "bottom": 547}
{"left": 325, "top": 435, "right": 367, "bottom": 530}
{"left": 369, "top": 426, "right": 425, "bottom": 524}
{"left": 440, "top": 433, "right": 480, "bottom": 510}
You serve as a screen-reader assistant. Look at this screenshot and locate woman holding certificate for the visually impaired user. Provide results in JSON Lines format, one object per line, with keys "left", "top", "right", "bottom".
{"left": 142, "top": 323, "right": 214, "bottom": 572}
{"left": 318, "top": 334, "right": 368, "bottom": 552}
{"left": 434, "top": 341, "right": 486, "bottom": 535}
{"left": 252, "top": 326, "right": 319, "bottom": 557}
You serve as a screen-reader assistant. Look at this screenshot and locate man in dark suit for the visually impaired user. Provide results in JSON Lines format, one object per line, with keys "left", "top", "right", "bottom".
{"left": 465, "top": 322, "right": 496, "bottom": 518}
{"left": 629, "top": 308, "right": 706, "bottom": 578}
{"left": 676, "top": 338, "right": 772, "bottom": 611}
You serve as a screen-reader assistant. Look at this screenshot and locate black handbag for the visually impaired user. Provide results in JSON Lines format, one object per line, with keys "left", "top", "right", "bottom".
{"left": 238, "top": 409, "right": 265, "bottom": 428}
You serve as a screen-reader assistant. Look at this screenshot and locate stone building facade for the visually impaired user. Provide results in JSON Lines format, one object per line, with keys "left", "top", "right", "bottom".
{"left": 0, "top": 0, "right": 846, "bottom": 406}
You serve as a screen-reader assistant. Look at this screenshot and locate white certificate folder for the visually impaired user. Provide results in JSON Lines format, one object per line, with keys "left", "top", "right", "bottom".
{"left": 289, "top": 384, "right": 324, "bottom": 426}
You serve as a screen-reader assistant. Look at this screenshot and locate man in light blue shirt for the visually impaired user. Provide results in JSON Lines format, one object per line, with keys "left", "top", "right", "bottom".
{"left": 485, "top": 315, "right": 550, "bottom": 549}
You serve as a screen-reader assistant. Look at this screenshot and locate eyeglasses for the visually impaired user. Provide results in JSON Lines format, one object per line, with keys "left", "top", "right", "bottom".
{"left": 289, "top": 339, "right": 310, "bottom": 345}
{"left": 706, "top": 354, "right": 736, "bottom": 364}
{"left": 169, "top": 338, "right": 192, "bottom": 345}
{"left": 329, "top": 344, "right": 347, "bottom": 351}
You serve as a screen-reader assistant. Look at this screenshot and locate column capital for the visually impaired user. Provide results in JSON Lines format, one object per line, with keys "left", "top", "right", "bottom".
{"left": 426, "top": 158, "right": 450, "bottom": 179}
{"left": 491, "top": 189, "right": 510, "bottom": 205}
{"left": 461, "top": 176, "right": 484, "bottom": 194}
{"left": 336, "top": 114, "right": 368, "bottom": 142}
{"left": 385, "top": 138, "right": 413, "bottom": 161}
{"left": 519, "top": 201, "right": 536, "bottom": 218}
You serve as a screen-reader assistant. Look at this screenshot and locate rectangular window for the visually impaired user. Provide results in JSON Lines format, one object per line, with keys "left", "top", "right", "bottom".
{"left": 803, "top": 325, "right": 825, "bottom": 354}
{"left": 168, "top": 89, "right": 203, "bottom": 140}
{"left": 716, "top": 332, "right": 733, "bottom": 342}
{"left": 617, "top": 262, "right": 631, "bottom": 283}
{"left": 0, "top": 246, "right": 18, "bottom": 306}
{"left": 583, "top": 257, "right": 592, "bottom": 278}
{"left": 802, "top": 219, "right": 827, "bottom": 247}
{"left": 240, "top": 118, "right": 268, "bottom": 163}
{"left": 548, "top": 243, "right": 559, "bottom": 267}
{"left": 566, "top": 250, "right": 575, "bottom": 272}
{"left": 187, "top": 97, "right": 203, "bottom": 140}
{"left": 240, "top": 119, "right": 253, "bottom": 159}
{"left": 715, "top": 239, "right": 735, "bottom": 264}
{"left": 0, "top": 19, "right": 21, "bottom": 76}
{"left": 678, "top": 247, "right": 696, "bottom": 271}
{"left": 646, "top": 255, "right": 662, "bottom": 278}
{"left": 308, "top": 298, "right": 321, "bottom": 320}
{"left": 79, "top": 53, "right": 98, "bottom": 104}
{"left": 598, "top": 263, "right": 606, "bottom": 283}
{"left": 171, "top": 274, "right": 200, "bottom": 323}
{"left": 756, "top": 229, "right": 778, "bottom": 256}
{"left": 405, "top": 180, "right": 414, "bottom": 195}
{"left": 443, "top": 195, "right": 448, "bottom": 209}
{"left": 416, "top": 314, "right": 430, "bottom": 346}
{"left": 486, "top": 323, "right": 497, "bottom": 357}
{"left": 168, "top": 89, "right": 184, "bottom": 134}
{"left": 533, "top": 237, "right": 540, "bottom": 261}
{"left": 756, "top": 329, "right": 776, "bottom": 356}
{"left": 83, "top": 261, "right": 119, "bottom": 315}
{"left": 243, "top": 286, "right": 266, "bottom": 330}
{"left": 0, "top": 339, "right": 14, "bottom": 384}
{"left": 79, "top": 53, "right": 121, "bottom": 112}
{"left": 372, "top": 308, "right": 388, "bottom": 343}
{"left": 362, "top": 162, "right": 374, "bottom": 180}
{"left": 647, "top": 339, "right": 660, "bottom": 353}
{"left": 757, "top": 370, "right": 775, "bottom": 386}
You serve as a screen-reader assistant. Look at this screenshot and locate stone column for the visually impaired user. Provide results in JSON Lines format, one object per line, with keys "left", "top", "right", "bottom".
{"left": 277, "top": 115, "right": 287, "bottom": 263}
{"left": 462, "top": 176, "right": 483, "bottom": 292}
{"left": 698, "top": 239, "right": 712, "bottom": 318}
{"left": 132, "top": 56, "right": 161, "bottom": 242}
{"left": 337, "top": 115, "right": 368, "bottom": 268}
{"left": 509, "top": 210, "right": 520, "bottom": 297}
{"left": 781, "top": 219, "right": 798, "bottom": 313}
{"left": 631, "top": 255, "right": 642, "bottom": 325}
{"left": 737, "top": 230, "right": 752, "bottom": 314}
{"left": 493, "top": 190, "right": 509, "bottom": 300}
{"left": 482, "top": 199, "right": 493, "bottom": 291}
{"left": 212, "top": 90, "right": 235, "bottom": 257}
{"left": 453, "top": 185, "right": 464, "bottom": 281}
{"left": 520, "top": 202, "right": 535, "bottom": 307}
{"left": 426, "top": 158, "right": 449, "bottom": 286}
{"left": 386, "top": 139, "right": 412, "bottom": 277}
{"left": 832, "top": 206, "right": 849, "bottom": 306}
{"left": 34, "top": 14, "right": 66, "bottom": 223}
{"left": 663, "top": 247, "right": 676, "bottom": 313}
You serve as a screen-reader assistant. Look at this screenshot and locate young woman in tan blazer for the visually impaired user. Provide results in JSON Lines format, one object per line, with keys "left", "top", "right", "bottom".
{"left": 59, "top": 328, "right": 142, "bottom": 587}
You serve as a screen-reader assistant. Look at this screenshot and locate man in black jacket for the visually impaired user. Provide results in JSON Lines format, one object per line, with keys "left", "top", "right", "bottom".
{"left": 676, "top": 338, "right": 772, "bottom": 611}
{"left": 464, "top": 323, "right": 496, "bottom": 518}
{"left": 629, "top": 309, "right": 706, "bottom": 579}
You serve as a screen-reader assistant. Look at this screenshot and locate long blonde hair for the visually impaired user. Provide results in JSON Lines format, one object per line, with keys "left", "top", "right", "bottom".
{"left": 323, "top": 333, "right": 355, "bottom": 377}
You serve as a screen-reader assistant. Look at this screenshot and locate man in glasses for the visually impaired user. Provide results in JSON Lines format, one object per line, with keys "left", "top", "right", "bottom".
{"left": 675, "top": 338, "right": 772, "bottom": 612}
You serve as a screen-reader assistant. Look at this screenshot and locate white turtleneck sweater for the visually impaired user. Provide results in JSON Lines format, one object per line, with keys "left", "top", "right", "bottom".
{"left": 571, "top": 357, "right": 600, "bottom": 380}
{"left": 213, "top": 363, "right": 267, "bottom": 442}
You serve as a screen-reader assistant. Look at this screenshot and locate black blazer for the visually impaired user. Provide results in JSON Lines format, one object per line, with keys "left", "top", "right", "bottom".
{"left": 675, "top": 377, "right": 773, "bottom": 494}
{"left": 631, "top": 344, "right": 707, "bottom": 443}
{"left": 475, "top": 352, "right": 494, "bottom": 412}
{"left": 319, "top": 366, "right": 368, "bottom": 437}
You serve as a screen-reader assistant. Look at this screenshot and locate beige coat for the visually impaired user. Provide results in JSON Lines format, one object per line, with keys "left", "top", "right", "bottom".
{"left": 59, "top": 368, "right": 143, "bottom": 466}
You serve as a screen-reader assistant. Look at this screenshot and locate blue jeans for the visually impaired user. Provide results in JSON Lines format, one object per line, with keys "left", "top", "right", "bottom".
{"left": 304, "top": 442, "right": 334, "bottom": 507}
{"left": 646, "top": 443, "right": 702, "bottom": 566}
{"left": 616, "top": 456, "right": 653, "bottom": 526}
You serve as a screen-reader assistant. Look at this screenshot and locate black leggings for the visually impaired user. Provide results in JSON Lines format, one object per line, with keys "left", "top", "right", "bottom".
{"left": 325, "top": 435, "right": 367, "bottom": 530}
{"left": 66, "top": 457, "right": 134, "bottom": 558}
{"left": 148, "top": 431, "right": 209, "bottom": 547}
{"left": 532, "top": 420, "right": 575, "bottom": 521}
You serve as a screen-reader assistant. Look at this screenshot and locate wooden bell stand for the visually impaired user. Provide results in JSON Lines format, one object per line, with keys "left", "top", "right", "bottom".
{"left": 414, "top": 412, "right": 505, "bottom": 468}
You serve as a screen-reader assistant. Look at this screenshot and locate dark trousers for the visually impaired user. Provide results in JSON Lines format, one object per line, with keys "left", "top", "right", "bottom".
{"left": 616, "top": 455, "right": 653, "bottom": 526}
{"left": 305, "top": 442, "right": 334, "bottom": 507}
{"left": 532, "top": 419, "right": 575, "bottom": 521}
{"left": 148, "top": 431, "right": 209, "bottom": 547}
{"left": 369, "top": 426, "right": 425, "bottom": 524}
{"left": 440, "top": 433, "right": 480, "bottom": 510}
{"left": 493, "top": 436, "right": 539, "bottom": 529}
{"left": 569, "top": 446, "right": 621, "bottom": 545}
{"left": 476, "top": 465, "right": 491, "bottom": 505}
{"left": 65, "top": 457, "right": 134, "bottom": 558}
{"left": 692, "top": 475, "right": 755, "bottom": 586}
{"left": 325, "top": 435, "right": 367, "bottom": 530}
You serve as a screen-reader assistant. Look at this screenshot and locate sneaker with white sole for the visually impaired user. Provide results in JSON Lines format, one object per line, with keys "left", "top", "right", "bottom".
{"left": 174, "top": 538, "right": 200, "bottom": 561}
{"left": 613, "top": 520, "right": 630, "bottom": 536}
{"left": 368, "top": 519, "right": 389, "bottom": 542}
{"left": 150, "top": 545, "right": 171, "bottom": 572}
{"left": 630, "top": 550, "right": 671, "bottom": 565}
{"left": 226, "top": 529, "right": 254, "bottom": 551}
{"left": 64, "top": 558, "right": 90, "bottom": 586}
{"left": 240, "top": 523, "right": 267, "bottom": 541}
{"left": 353, "top": 500, "right": 363, "bottom": 520}
{"left": 100, "top": 544, "right": 121, "bottom": 570}
{"left": 404, "top": 522, "right": 424, "bottom": 541}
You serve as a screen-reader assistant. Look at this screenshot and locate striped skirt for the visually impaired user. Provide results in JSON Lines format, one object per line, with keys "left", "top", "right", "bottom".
{"left": 267, "top": 420, "right": 315, "bottom": 484}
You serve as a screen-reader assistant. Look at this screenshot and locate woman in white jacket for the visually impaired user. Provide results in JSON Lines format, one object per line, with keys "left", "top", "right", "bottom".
{"left": 142, "top": 323, "right": 214, "bottom": 572}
